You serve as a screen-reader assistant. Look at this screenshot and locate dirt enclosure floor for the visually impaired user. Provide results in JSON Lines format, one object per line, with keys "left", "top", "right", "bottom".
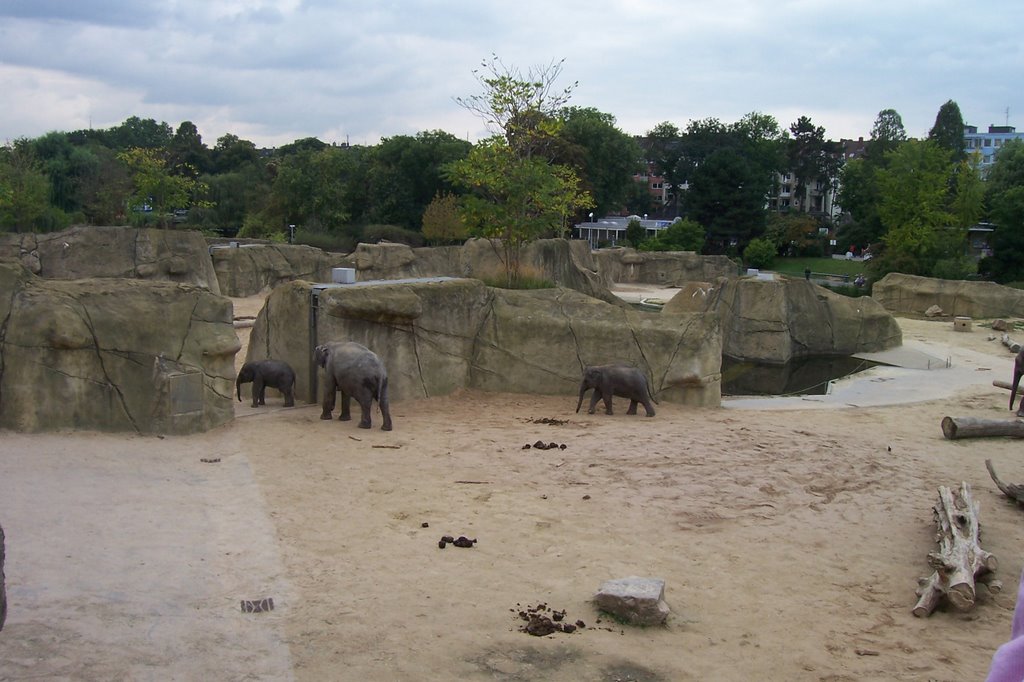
{"left": 2, "top": 291, "right": 1024, "bottom": 681}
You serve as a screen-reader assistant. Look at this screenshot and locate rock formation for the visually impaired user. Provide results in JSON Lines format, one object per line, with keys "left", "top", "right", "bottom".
{"left": 0, "top": 225, "right": 221, "bottom": 294}
{"left": 246, "top": 278, "right": 722, "bottom": 408}
{"left": 591, "top": 247, "right": 739, "bottom": 287}
{"left": 210, "top": 242, "right": 350, "bottom": 296}
{"left": 0, "top": 260, "right": 238, "bottom": 434}
{"left": 872, "top": 273, "right": 1024, "bottom": 318}
{"left": 663, "top": 276, "right": 902, "bottom": 364}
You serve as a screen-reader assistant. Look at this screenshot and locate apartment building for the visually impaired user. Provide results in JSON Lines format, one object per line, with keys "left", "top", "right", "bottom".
{"left": 963, "top": 124, "right": 1024, "bottom": 172}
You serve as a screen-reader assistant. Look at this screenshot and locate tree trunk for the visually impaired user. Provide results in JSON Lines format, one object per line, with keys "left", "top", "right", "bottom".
{"left": 941, "top": 416, "right": 1024, "bottom": 440}
{"left": 913, "top": 482, "right": 996, "bottom": 617}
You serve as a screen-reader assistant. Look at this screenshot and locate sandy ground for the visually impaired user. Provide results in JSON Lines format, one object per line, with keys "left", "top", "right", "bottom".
{"left": 3, "top": 287, "right": 1024, "bottom": 681}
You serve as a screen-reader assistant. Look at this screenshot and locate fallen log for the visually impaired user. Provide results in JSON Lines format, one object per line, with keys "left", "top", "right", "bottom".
{"left": 941, "top": 416, "right": 1024, "bottom": 440}
{"left": 986, "top": 459, "right": 1024, "bottom": 506}
{"left": 913, "top": 482, "right": 996, "bottom": 617}
{"left": 1001, "top": 333, "right": 1022, "bottom": 353}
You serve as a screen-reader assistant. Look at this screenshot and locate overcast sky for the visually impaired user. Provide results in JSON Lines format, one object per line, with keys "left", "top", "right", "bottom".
{"left": 1, "top": 0, "right": 1020, "bottom": 149}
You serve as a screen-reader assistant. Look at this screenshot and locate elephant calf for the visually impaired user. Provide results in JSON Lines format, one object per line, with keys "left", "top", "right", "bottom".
{"left": 577, "top": 363, "right": 658, "bottom": 417}
{"left": 237, "top": 359, "right": 296, "bottom": 407}
{"left": 1010, "top": 349, "right": 1024, "bottom": 416}
{"left": 314, "top": 342, "right": 393, "bottom": 431}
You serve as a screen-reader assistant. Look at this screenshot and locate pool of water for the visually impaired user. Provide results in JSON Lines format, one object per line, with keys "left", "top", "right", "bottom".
{"left": 721, "top": 355, "right": 879, "bottom": 397}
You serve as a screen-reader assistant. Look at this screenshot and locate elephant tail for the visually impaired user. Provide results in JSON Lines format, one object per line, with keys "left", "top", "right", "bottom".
{"left": 236, "top": 375, "right": 242, "bottom": 402}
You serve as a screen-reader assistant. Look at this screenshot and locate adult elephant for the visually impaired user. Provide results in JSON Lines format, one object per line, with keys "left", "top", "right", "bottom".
{"left": 314, "top": 342, "right": 393, "bottom": 431}
{"left": 236, "top": 359, "right": 296, "bottom": 407}
{"left": 576, "top": 363, "right": 658, "bottom": 417}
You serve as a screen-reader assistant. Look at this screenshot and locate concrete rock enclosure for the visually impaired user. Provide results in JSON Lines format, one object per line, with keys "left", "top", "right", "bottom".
{"left": 246, "top": 278, "right": 722, "bottom": 408}
{"left": 0, "top": 225, "right": 221, "bottom": 294}
{"left": 663, "top": 276, "right": 902, "bottom": 363}
{"left": 872, "top": 272, "right": 1024, "bottom": 318}
{"left": 0, "top": 261, "right": 238, "bottom": 434}
{"left": 210, "top": 242, "right": 350, "bottom": 297}
{"left": 592, "top": 248, "right": 739, "bottom": 287}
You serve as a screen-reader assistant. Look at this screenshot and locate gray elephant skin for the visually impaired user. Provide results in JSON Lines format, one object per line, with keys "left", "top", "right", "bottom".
{"left": 577, "top": 363, "right": 658, "bottom": 417}
{"left": 236, "top": 359, "right": 296, "bottom": 407}
{"left": 314, "top": 342, "right": 393, "bottom": 431}
{"left": 1011, "top": 349, "right": 1024, "bottom": 416}
{"left": 1, "top": 522, "right": 6, "bottom": 631}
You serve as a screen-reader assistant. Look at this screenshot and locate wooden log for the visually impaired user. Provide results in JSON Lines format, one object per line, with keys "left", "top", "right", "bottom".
{"left": 986, "top": 459, "right": 1024, "bottom": 506}
{"left": 941, "top": 416, "right": 1024, "bottom": 440}
{"left": 994, "top": 380, "right": 1014, "bottom": 391}
{"left": 913, "top": 482, "right": 996, "bottom": 617}
{"left": 1001, "top": 333, "right": 1022, "bottom": 353}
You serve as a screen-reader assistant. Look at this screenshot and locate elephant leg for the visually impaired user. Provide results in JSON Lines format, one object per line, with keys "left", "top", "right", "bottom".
{"left": 587, "top": 390, "right": 601, "bottom": 415}
{"left": 642, "top": 399, "right": 656, "bottom": 417}
{"left": 320, "top": 376, "right": 337, "bottom": 420}
{"left": 626, "top": 399, "right": 639, "bottom": 415}
{"left": 282, "top": 384, "right": 295, "bottom": 408}
{"left": 339, "top": 392, "right": 352, "bottom": 421}
{"left": 601, "top": 385, "right": 614, "bottom": 415}
{"left": 356, "top": 397, "right": 374, "bottom": 429}
{"left": 379, "top": 381, "right": 393, "bottom": 431}
{"left": 253, "top": 377, "right": 265, "bottom": 407}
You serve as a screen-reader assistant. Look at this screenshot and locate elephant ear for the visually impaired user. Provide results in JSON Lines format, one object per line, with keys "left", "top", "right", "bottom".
{"left": 313, "top": 345, "right": 329, "bottom": 368}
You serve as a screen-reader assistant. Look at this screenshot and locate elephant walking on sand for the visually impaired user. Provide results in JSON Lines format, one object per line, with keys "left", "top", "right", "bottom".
{"left": 237, "top": 359, "right": 296, "bottom": 407}
{"left": 314, "top": 342, "right": 393, "bottom": 431}
{"left": 577, "top": 363, "right": 658, "bottom": 417}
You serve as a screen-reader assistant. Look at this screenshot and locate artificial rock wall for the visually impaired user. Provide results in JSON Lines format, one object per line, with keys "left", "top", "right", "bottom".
{"left": 246, "top": 278, "right": 722, "bottom": 408}
{"left": 872, "top": 273, "right": 1024, "bottom": 318}
{"left": 0, "top": 260, "right": 238, "bottom": 434}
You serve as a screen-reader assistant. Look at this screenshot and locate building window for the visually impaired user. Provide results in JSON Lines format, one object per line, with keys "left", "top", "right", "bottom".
{"left": 985, "top": 139, "right": 992, "bottom": 147}
{"left": 782, "top": 184, "right": 791, "bottom": 194}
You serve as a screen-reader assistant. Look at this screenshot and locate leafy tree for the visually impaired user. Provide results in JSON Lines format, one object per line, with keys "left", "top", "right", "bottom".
{"left": 447, "top": 137, "right": 592, "bottom": 286}
{"left": 169, "top": 121, "right": 212, "bottom": 176}
{"left": 364, "top": 130, "right": 471, "bottom": 230}
{"left": 866, "top": 109, "right": 907, "bottom": 162}
{"left": 639, "top": 218, "right": 704, "bottom": 252}
{"left": 421, "top": 192, "right": 467, "bottom": 244}
{"left": 0, "top": 139, "right": 51, "bottom": 231}
{"left": 451, "top": 57, "right": 593, "bottom": 286}
{"left": 106, "top": 116, "right": 173, "bottom": 150}
{"left": 985, "top": 140, "right": 1024, "bottom": 282}
{"left": 624, "top": 218, "right": 645, "bottom": 248}
{"left": 875, "top": 140, "right": 954, "bottom": 275}
{"left": 765, "top": 211, "right": 822, "bottom": 256}
{"left": 928, "top": 100, "right": 966, "bottom": 163}
{"left": 118, "top": 147, "right": 209, "bottom": 226}
{"left": 743, "top": 237, "right": 776, "bottom": 269}
{"left": 950, "top": 156, "right": 985, "bottom": 228}
{"left": 785, "top": 116, "right": 841, "bottom": 213}
{"left": 455, "top": 54, "right": 576, "bottom": 161}
{"left": 212, "top": 134, "right": 260, "bottom": 173}
{"left": 557, "top": 107, "right": 642, "bottom": 218}
{"left": 684, "top": 146, "right": 768, "bottom": 251}
{"left": 642, "top": 121, "right": 686, "bottom": 213}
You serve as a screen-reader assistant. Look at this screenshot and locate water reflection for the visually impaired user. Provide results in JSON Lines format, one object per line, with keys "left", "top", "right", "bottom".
{"left": 721, "top": 355, "right": 878, "bottom": 397}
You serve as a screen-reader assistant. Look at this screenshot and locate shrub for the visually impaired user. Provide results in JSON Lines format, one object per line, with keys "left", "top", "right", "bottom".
{"left": 743, "top": 237, "right": 776, "bottom": 269}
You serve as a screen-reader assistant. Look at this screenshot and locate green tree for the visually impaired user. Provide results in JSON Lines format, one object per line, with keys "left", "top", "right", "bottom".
{"left": 765, "top": 211, "right": 822, "bottom": 256}
{"left": 951, "top": 156, "right": 985, "bottom": 229}
{"left": 875, "top": 140, "right": 954, "bottom": 275}
{"left": 786, "top": 116, "right": 841, "bottom": 213}
{"left": 447, "top": 137, "right": 592, "bottom": 286}
{"left": 928, "top": 100, "right": 967, "bottom": 163}
{"left": 624, "top": 218, "right": 646, "bottom": 248}
{"left": 451, "top": 57, "right": 593, "bottom": 286}
{"left": 364, "top": 130, "right": 471, "bottom": 230}
{"left": 865, "top": 109, "right": 907, "bottom": 162}
{"left": 421, "top": 192, "right": 467, "bottom": 244}
{"left": 212, "top": 134, "right": 260, "bottom": 173}
{"left": 642, "top": 121, "right": 686, "bottom": 213}
{"left": 685, "top": 146, "right": 769, "bottom": 251}
{"left": 557, "top": 107, "right": 642, "bottom": 218}
{"left": 169, "top": 121, "right": 212, "bottom": 176}
{"left": 984, "top": 140, "right": 1024, "bottom": 282}
{"left": 743, "top": 237, "right": 776, "bottom": 269}
{"left": 118, "top": 147, "right": 209, "bottom": 226}
{"left": 0, "top": 140, "right": 51, "bottom": 231}
{"left": 639, "top": 218, "right": 705, "bottom": 252}
{"left": 106, "top": 116, "right": 174, "bottom": 150}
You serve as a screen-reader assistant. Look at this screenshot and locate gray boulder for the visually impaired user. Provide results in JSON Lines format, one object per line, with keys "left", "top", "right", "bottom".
{"left": 0, "top": 225, "right": 221, "bottom": 294}
{"left": 246, "top": 278, "right": 722, "bottom": 408}
{"left": 664, "top": 276, "right": 902, "bottom": 363}
{"left": 592, "top": 247, "right": 739, "bottom": 287}
{"left": 593, "top": 576, "right": 670, "bottom": 626}
{"left": 872, "top": 273, "right": 1024, "bottom": 318}
{"left": 346, "top": 238, "right": 619, "bottom": 304}
{"left": 210, "top": 242, "right": 351, "bottom": 296}
{"left": 0, "top": 260, "right": 239, "bottom": 434}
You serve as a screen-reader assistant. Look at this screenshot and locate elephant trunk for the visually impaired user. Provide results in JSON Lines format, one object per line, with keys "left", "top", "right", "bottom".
{"left": 1011, "top": 371, "right": 1022, "bottom": 411}
{"left": 236, "top": 375, "right": 242, "bottom": 402}
{"left": 576, "top": 385, "right": 587, "bottom": 413}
